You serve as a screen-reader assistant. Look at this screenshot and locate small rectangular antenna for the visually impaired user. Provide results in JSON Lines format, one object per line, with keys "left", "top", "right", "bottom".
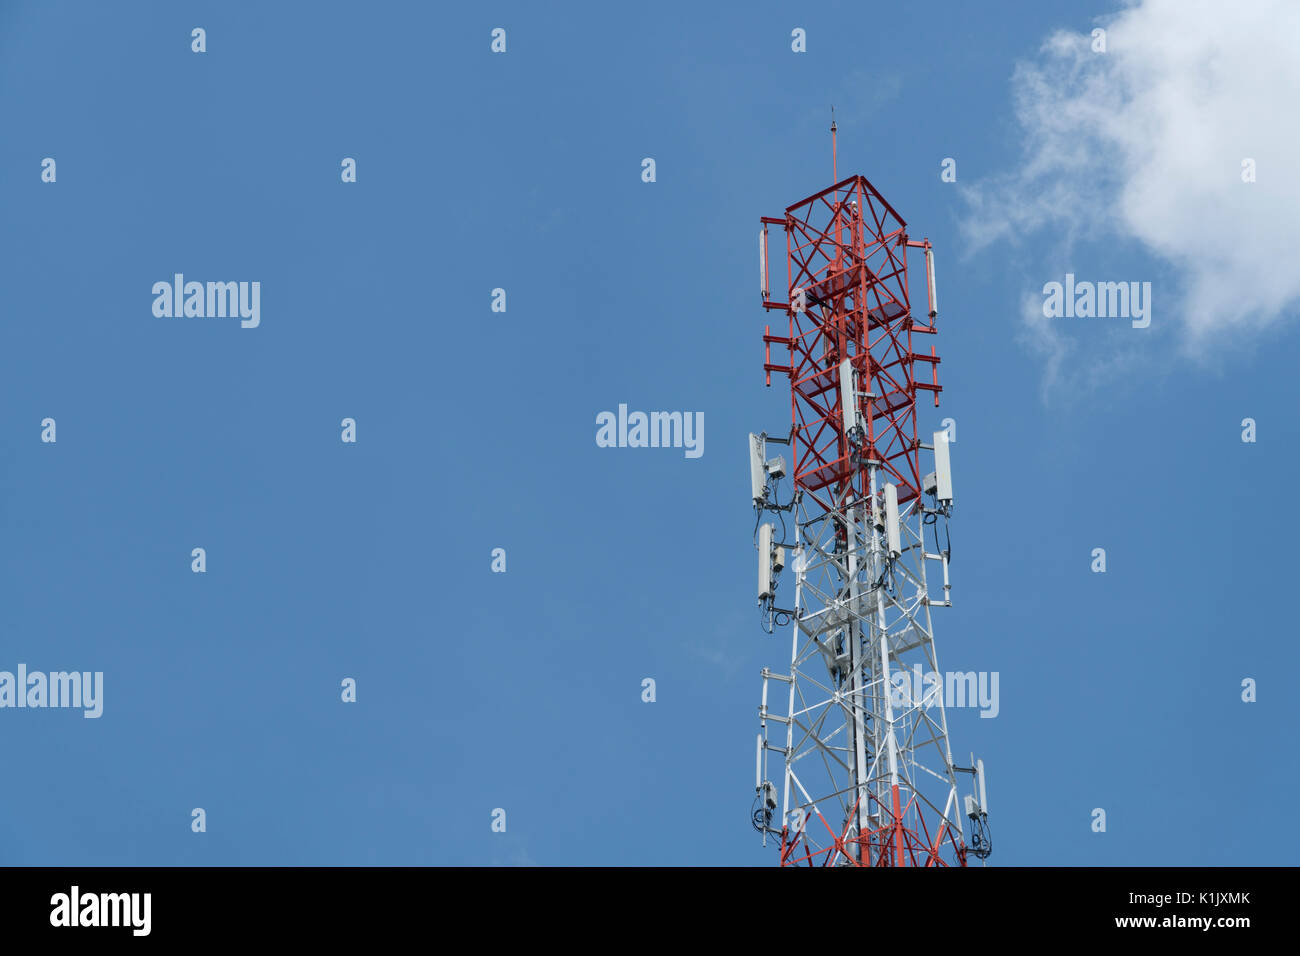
{"left": 755, "top": 734, "right": 762, "bottom": 790}
{"left": 933, "top": 430, "right": 953, "bottom": 504}
{"left": 977, "top": 758, "right": 987, "bottom": 815}
{"left": 759, "top": 228, "right": 769, "bottom": 301}
{"left": 884, "top": 483, "right": 901, "bottom": 557}
{"left": 838, "top": 358, "right": 857, "bottom": 436}
{"left": 749, "top": 433, "right": 767, "bottom": 503}
{"left": 925, "top": 245, "right": 938, "bottom": 319}
{"left": 758, "top": 522, "right": 774, "bottom": 600}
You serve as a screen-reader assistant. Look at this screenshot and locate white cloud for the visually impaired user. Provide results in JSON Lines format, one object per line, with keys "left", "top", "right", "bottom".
{"left": 964, "top": 0, "right": 1300, "bottom": 356}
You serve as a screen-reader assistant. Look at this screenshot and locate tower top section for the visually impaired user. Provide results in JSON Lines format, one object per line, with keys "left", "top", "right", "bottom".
{"left": 757, "top": 156, "right": 941, "bottom": 514}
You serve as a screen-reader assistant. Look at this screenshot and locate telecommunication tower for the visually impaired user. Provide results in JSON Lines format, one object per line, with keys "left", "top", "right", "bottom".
{"left": 748, "top": 122, "right": 991, "bottom": 866}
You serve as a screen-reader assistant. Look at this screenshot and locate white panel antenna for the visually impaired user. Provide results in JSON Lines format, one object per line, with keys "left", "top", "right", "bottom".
{"left": 884, "top": 483, "right": 901, "bottom": 558}
{"left": 758, "top": 522, "right": 774, "bottom": 600}
{"left": 977, "top": 758, "right": 987, "bottom": 815}
{"left": 933, "top": 430, "right": 953, "bottom": 504}
{"left": 749, "top": 433, "right": 767, "bottom": 504}
{"left": 839, "top": 358, "right": 858, "bottom": 436}
{"left": 925, "top": 245, "right": 938, "bottom": 319}
{"left": 759, "top": 228, "right": 769, "bottom": 301}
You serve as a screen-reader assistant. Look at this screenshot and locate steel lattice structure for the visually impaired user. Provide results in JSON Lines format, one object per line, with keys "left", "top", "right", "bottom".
{"left": 749, "top": 126, "right": 987, "bottom": 867}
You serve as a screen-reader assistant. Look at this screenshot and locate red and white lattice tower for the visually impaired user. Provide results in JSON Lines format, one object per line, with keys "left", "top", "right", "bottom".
{"left": 749, "top": 124, "right": 989, "bottom": 866}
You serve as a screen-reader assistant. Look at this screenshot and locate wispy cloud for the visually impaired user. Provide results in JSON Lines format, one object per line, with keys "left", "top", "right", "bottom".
{"left": 963, "top": 0, "right": 1300, "bottom": 378}
{"left": 1015, "top": 290, "right": 1153, "bottom": 402}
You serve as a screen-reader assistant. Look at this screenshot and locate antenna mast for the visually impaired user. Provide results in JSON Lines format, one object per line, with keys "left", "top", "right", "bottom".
{"left": 831, "top": 108, "right": 837, "bottom": 182}
{"left": 749, "top": 136, "right": 990, "bottom": 866}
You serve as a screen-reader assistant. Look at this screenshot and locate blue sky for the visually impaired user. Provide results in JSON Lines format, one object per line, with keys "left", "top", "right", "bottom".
{"left": 0, "top": 0, "right": 1295, "bottom": 866}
